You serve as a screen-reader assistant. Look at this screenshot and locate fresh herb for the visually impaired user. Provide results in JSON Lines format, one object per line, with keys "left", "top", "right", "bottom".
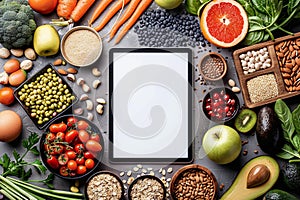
{"left": 275, "top": 99, "right": 300, "bottom": 162}
{"left": 0, "top": 132, "right": 54, "bottom": 187}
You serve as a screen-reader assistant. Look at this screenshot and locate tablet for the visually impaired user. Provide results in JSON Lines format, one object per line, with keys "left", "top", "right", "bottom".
{"left": 109, "top": 48, "right": 193, "bottom": 163}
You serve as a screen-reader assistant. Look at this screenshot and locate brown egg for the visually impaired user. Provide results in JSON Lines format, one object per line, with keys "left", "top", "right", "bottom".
{"left": 8, "top": 69, "right": 27, "bottom": 86}
{"left": 3, "top": 58, "right": 20, "bottom": 74}
{"left": 0, "top": 110, "right": 22, "bottom": 142}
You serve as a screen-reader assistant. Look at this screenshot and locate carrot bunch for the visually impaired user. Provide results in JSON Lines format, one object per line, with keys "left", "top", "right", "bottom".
{"left": 54, "top": 0, "right": 96, "bottom": 24}
{"left": 89, "top": 0, "right": 153, "bottom": 44}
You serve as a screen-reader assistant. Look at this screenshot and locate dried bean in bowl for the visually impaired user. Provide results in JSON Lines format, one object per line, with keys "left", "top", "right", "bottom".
{"left": 170, "top": 165, "right": 217, "bottom": 200}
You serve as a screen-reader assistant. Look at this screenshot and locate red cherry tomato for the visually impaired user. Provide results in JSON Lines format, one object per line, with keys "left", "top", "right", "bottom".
{"left": 49, "top": 122, "right": 67, "bottom": 133}
{"left": 67, "top": 160, "right": 78, "bottom": 171}
{"left": 45, "top": 133, "right": 56, "bottom": 143}
{"left": 85, "top": 140, "right": 102, "bottom": 152}
{"left": 49, "top": 144, "right": 64, "bottom": 155}
{"left": 76, "top": 165, "right": 87, "bottom": 175}
{"left": 55, "top": 132, "right": 65, "bottom": 142}
{"left": 85, "top": 159, "right": 95, "bottom": 169}
{"left": 66, "top": 150, "right": 76, "bottom": 160}
{"left": 67, "top": 117, "right": 78, "bottom": 127}
{"left": 59, "top": 166, "right": 69, "bottom": 177}
{"left": 84, "top": 151, "right": 95, "bottom": 159}
{"left": 46, "top": 155, "right": 59, "bottom": 169}
{"left": 90, "top": 134, "right": 100, "bottom": 142}
{"left": 74, "top": 143, "right": 85, "bottom": 154}
{"left": 77, "top": 120, "right": 89, "bottom": 130}
{"left": 78, "top": 130, "right": 90, "bottom": 143}
{"left": 76, "top": 157, "right": 85, "bottom": 165}
{"left": 65, "top": 130, "right": 79, "bottom": 143}
{"left": 58, "top": 153, "right": 69, "bottom": 166}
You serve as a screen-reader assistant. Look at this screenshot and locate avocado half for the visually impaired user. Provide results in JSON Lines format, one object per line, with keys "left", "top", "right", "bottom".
{"left": 220, "top": 156, "right": 280, "bottom": 200}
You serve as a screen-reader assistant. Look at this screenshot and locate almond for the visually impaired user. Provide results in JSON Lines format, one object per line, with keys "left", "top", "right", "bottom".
{"left": 67, "top": 67, "right": 78, "bottom": 74}
{"left": 57, "top": 68, "right": 68, "bottom": 76}
{"left": 53, "top": 58, "right": 63, "bottom": 66}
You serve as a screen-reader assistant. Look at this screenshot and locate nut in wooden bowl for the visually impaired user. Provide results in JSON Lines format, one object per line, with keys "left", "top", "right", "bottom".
{"left": 170, "top": 164, "right": 218, "bottom": 200}
{"left": 199, "top": 52, "right": 227, "bottom": 81}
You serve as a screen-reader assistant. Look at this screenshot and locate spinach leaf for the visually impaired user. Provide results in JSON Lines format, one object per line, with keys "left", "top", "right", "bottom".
{"left": 252, "top": 0, "right": 271, "bottom": 15}
{"left": 236, "top": 0, "right": 255, "bottom": 16}
{"left": 185, "top": 0, "right": 205, "bottom": 15}
{"left": 292, "top": 134, "right": 300, "bottom": 151}
{"left": 277, "top": 143, "right": 300, "bottom": 159}
{"left": 292, "top": 104, "right": 300, "bottom": 135}
{"left": 275, "top": 99, "right": 295, "bottom": 141}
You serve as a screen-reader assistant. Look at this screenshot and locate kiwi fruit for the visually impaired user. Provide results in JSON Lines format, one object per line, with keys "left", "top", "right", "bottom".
{"left": 234, "top": 109, "right": 257, "bottom": 133}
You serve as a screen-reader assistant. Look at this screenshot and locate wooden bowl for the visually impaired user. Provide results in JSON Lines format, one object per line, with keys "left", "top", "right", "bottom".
{"left": 170, "top": 164, "right": 218, "bottom": 200}
{"left": 199, "top": 52, "right": 227, "bottom": 81}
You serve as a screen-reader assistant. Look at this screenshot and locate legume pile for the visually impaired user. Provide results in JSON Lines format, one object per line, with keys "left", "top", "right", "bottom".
{"left": 134, "top": 9, "right": 206, "bottom": 47}
{"left": 200, "top": 55, "right": 225, "bottom": 80}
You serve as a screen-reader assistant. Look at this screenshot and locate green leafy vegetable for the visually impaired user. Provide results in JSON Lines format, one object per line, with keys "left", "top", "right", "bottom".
{"left": 0, "top": 132, "right": 50, "bottom": 184}
{"left": 185, "top": 0, "right": 202, "bottom": 15}
{"left": 275, "top": 99, "right": 300, "bottom": 162}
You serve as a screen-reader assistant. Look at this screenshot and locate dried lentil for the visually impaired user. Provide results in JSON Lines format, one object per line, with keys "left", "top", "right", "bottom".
{"left": 130, "top": 177, "right": 165, "bottom": 200}
{"left": 247, "top": 74, "right": 278, "bottom": 103}
{"left": 86, "top": 173, "right": 123, "bottom": 200}
{"left": 200, "top": 56, "right": 225, "bottom": 79}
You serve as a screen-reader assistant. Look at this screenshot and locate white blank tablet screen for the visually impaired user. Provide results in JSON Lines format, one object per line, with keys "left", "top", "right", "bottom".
{"left": 110, "top": 49, "right": 192, "bottom": 162}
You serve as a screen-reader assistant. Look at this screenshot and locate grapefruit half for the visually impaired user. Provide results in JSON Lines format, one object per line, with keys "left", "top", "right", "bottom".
{"left": 200, "top": 0, "right": 248, "bottom": 48}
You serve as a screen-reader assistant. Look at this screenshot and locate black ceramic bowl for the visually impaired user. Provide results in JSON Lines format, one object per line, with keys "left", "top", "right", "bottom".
{"left": 128, "top": 175, "right": 166, "bottom": 200}
{"left": 202, "top": 87, "right": 240, "bottom": 123}
{"left": 14, "top": 64, "right": 78, "bottom": 129}
{"left": 40, "top": 114, "right": 104, "bottom": 180}
{"left": 85, "top": 171, "right": 125, "bottom": 200}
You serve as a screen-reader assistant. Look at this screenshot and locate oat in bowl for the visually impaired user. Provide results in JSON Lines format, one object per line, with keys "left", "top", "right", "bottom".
{"left": 170, "top": 164, "right": 218, "bottom": 200}
{"left": 85, "top": 171, "right": 124, "bottom": 200}
{"left": 61, "top": 26, "right": 102, "bottom": 67}
{"left": 128, "top": 175, "right": 166, "bottom": 200}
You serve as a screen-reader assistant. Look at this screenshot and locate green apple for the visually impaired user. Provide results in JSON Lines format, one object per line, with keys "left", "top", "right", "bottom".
{"left": 202, "top": 125, "right": 242, "bottom": 164}
{"left": 155, "top": 0, "right": 183, "bottom": 10}
{"left": 33, "top": 25, "right": 60, "bottom": 57}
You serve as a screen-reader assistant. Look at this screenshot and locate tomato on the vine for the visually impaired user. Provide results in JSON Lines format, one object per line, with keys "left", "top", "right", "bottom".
{"left": 77, "top": 120, "right": 89, "bottom": 130}
{"left": 74, "top": 143, "right": 85, "bottom": 154}
{"left": 46, "top": 133, "right": 56, "bottom": 143}
{"left": 46, "top": 155, "right": 59, "bottom": 169}
{"left": 76, "top": 165, "right": 87, "bottom": 175}
{"left": 49, "top": 122, "right": 67, "bottom": 133}
{"left": 65, "top": 130, "right": 79, "bottom": 143}
{"left": 55, "top": 132, "right": 65, "bottom": 142}
{"left": 49, "top": 144, "right": 64, "bottom": 155}
{"left": 90, "top": 134, "right": 100, "bottom": 142}
{"left": 58, "top": 153, "right": 69, "bottom": 165}
{"left": 76, "top": 157, "right": 85, "bottom": 165}
{"left": 85, "top": 159, "right": 95, "bottom": 169}
{"left": 59, "top": 166, "right": 69, "bottom": 177}
{"left": 66, "top": 150, "right": 76, "bottom": 160}
{"left": 78, "top": 130, "right": 90, "bottom": 143}
{"left": 67, "top": 160, "right": 77, "bottom": 171}
{"left": 85, "top": 140, "right": 102, "bottom": 152}
{"left": 67, "top": 117, "right": 78, "bottom": 127}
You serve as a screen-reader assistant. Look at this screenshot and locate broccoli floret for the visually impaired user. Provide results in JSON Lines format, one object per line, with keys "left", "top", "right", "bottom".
{"left": 0, "top": 0, "right": 36, "bottom": 49}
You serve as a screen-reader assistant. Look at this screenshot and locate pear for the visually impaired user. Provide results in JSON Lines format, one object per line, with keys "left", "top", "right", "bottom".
{"left": 33, "top": 25, "right": 60, "bottom": 57}
{"left": 155, "top": 0, "right": 183, "bottom": 9}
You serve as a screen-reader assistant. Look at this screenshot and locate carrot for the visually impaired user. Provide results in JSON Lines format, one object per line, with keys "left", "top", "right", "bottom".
{"left": 88, "top": 0, "right": 114, "bottom": 26}
{"left": 57, "top": 0, "right": 78, "bottom": 20}
{"left": 93, "top": 0, "right": 131, "bottom": 32}
{"left": 109, "top": 0, "right": 142, "bottom": 40}
{"left": 115, "top": 0, "right": 153, "bottom": 44}
{"left": 70, "top": 0, "right": 96, "bottom": 23}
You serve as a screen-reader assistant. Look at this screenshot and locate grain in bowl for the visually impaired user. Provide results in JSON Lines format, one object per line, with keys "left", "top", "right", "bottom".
{"left": 61, "top": 26, "right": 102, "bottom": 67}
{"left": 85, "top": 171, "right": 124, "bottom": 200}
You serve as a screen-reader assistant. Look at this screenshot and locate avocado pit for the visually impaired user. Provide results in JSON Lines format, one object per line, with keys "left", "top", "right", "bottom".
{"left": 247, "top": 164, "right": 270, "bottom": 188}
